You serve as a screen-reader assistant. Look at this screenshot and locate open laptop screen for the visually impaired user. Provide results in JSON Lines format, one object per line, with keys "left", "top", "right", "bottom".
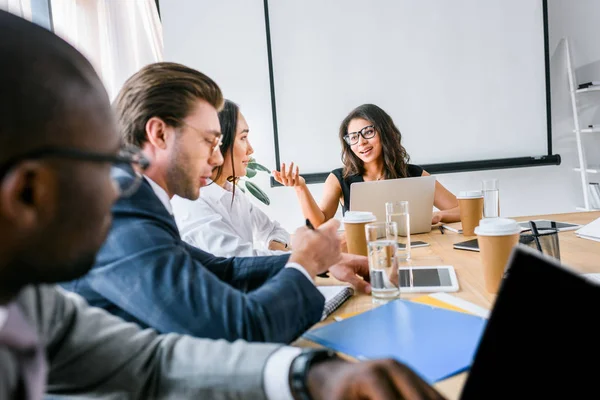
{"left": 461, "top": 246, "right": 600, "bottom": 398}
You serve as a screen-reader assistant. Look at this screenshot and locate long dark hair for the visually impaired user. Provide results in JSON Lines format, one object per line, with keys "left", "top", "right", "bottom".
{"left": 213, "top": 99, "right": 239, "bottom": 199}
{"left": 339, "top": 104, "right": 410, "bottom": 179}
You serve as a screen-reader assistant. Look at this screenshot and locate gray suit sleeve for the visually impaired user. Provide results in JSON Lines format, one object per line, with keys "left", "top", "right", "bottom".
{"left": 26, "top": 286, "right": 282, "bottom": 400}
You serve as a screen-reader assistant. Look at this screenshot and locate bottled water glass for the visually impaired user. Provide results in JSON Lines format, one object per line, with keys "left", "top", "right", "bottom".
{"left": 385, "top": 201, "right": 410, "bottom": 261}
{"left": 365, "top": 222, "right": 399, "bottom": 300}
{"left": 482, "top": 179, "right": 500, "bottom": 218}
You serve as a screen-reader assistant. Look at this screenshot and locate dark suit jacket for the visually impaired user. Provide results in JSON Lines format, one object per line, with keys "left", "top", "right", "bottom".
{"left": 61, "top": 169, "right": 324, "bottom": 343}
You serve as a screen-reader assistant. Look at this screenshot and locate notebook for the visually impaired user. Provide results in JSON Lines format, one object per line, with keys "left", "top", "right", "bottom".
{"left": 575, "top": 217, "right": 600, "bottom": 242}
{"left": 303, "top": 299, "right": 487, "bottom": 383}
{"left": 318, "top": 286, "right": 354, "bottom": 321}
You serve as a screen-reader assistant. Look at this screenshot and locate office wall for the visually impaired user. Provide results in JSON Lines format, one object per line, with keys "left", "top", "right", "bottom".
{"left": 162, "top": 0, "right": 600, "bottom": 232}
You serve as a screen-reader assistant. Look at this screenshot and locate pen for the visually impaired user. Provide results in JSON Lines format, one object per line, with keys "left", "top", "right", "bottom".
{"left": 439, "top": 225, "right": 445, "bottom": 234}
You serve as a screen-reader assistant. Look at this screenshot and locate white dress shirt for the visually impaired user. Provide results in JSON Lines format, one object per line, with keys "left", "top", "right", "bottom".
{"left": 145, "top": 176, "right": 173, "bottom": 215}
{"left": 172, "top": 179, "right": 290, "bottom": 257}
{"left": 0, "top": 306, "right": 7, "bottom": 331}
{"left": 145, "top": 176, "right": 310, "bottom": 400}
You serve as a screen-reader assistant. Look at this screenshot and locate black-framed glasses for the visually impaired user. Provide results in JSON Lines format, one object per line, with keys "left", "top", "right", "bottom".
{"left": 0, "top": 145, "right": 150, "bottom": 198}
{"left": 180, "top": 121, "right": 223, "bottom": 156}
{"left": 343, "top": 125, "right": 376, "bottom": 146}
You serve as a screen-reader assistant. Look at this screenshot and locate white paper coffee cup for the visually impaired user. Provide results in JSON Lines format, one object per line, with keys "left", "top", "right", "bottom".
{"left": 457, "top": 190, "right": 484, "bottom": 199}
{"left": 458, "top": 191, "right": 484, "bottom": 235}
{"left": 475, "top": 218, "right": 520, "bottom": 293}
{"left": 343, "top": 211, "right": 376, "bottom": 256}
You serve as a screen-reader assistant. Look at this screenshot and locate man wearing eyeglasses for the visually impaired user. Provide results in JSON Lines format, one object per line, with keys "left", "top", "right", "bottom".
{"left": 60, "top": 62, "right": 376, "bottom": 344}
{"left": 0, "top": 11, "right": 445, "bottom": 400}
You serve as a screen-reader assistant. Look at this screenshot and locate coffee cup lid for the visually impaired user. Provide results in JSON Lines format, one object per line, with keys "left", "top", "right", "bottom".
{"left": 343, "top": 211, "right": 376, "bottom": 223}
{"left": 457, "top": 190, "right": 483, "bottom": 199}
{"left": 475, "top": 218, "right": 520, "bottom": 236}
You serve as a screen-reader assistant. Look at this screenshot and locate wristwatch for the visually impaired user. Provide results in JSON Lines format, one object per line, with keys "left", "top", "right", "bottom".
{"left": 271, "top": 239, "right": 288, "bottom": 249}
{"left": 289, "top": 349, "right": 338, "bottom": 400}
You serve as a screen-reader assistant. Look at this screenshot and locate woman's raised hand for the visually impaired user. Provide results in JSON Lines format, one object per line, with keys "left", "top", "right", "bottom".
{"left": 272, "top": 162, "right": 306, "bottom": 187}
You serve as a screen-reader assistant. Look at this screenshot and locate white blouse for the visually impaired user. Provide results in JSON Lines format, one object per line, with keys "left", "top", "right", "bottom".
{"left": 171, "top": 180, "right": 291, "bottom": 257}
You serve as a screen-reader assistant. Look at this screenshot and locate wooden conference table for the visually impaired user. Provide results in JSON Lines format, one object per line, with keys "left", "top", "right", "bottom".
{"left": 297, "top": 212, "right": 600, "bottom": 399}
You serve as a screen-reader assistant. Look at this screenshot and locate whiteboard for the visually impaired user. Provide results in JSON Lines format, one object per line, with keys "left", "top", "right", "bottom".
{"left": 267, "top": 0, "right": 549, "bottom": 174}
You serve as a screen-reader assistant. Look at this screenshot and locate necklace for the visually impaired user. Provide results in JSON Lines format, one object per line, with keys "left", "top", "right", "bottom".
{"left": 365, "top": 171, "right": 385, "bottom": 181}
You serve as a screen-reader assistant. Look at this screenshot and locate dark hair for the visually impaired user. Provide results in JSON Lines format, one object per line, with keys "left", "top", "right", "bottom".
{"left": 114, "top": 62, "right": 224, "bottom": 147}
{"left": 339, "top": 104, "right": 410, "bottom": 179}
{"left": 214, "top": 100, "right": 240, "bottom": 184}
{"left": 0, "top": 10, "right": 108, "bottom": 164}
{"left": 213, "top": 99, "right": 240, "bottom": 203}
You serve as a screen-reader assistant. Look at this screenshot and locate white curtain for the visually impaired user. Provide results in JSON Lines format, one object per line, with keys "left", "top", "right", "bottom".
{"left": 50, "top": 0, "right": 163, "bottom": 100}
{"left": 0, "top": 0, "right": 32, "bottom": 20}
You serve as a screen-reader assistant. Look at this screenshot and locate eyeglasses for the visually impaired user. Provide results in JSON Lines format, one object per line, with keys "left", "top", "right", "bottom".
{"left": 0, "top": 145, "right": 150, "bottom": 198}
{"left": 343, "top": 125, "right": 376, "bottom": 146}
{"left": 180, "top": 122, "right": 223, "bottom": 156}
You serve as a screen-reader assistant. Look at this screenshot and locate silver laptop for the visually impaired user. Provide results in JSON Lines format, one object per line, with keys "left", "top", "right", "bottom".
{"left": 349, "top": 175, "right": 436, "bottom": 234}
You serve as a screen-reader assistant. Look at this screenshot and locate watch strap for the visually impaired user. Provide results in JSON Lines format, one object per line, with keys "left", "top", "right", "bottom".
{"left": 288, "top": 349, "right": 338, "bottom": 400}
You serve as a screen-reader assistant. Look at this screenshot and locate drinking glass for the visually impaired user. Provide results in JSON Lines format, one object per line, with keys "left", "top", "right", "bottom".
{"left": 519, "top": 224, "right": 561, "bottom": 261}
{"left": 385, "top": 201, "right": 410, "bottom": 261}
{"left": 365, "top": 222, "right": 399, "bottom": 300}
{"left": 482, "top": 179, "right": 500, "bottom": 218}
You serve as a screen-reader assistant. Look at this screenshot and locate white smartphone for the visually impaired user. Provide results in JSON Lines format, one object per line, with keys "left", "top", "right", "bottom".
{"left": 398, "top": 266, "right": 459, "bottom": 293}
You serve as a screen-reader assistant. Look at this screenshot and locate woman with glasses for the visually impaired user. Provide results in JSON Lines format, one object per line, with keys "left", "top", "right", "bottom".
{"left": 171, "top": 100, "right": 290, "bottom": 257}
{"left": 273, "top": 103, "right": 460, "bottom": 227}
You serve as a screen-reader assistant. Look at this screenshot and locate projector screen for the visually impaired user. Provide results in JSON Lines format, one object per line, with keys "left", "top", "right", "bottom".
{"left": 266, "top": 0, "right": 556, "bottom": 179}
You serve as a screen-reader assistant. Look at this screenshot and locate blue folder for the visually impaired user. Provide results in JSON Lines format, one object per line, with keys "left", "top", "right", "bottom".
{"left": 303, "top": 299, "right": 487, "bottom": 383}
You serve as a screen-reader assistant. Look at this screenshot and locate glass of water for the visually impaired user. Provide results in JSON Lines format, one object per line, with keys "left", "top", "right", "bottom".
{"left": 385, "top": 201, "right": 410, "bottom": 261}
{"left": 365, "top": 222, "right": 399, "bottom": 300}
{"left": 482, "top": 179, "right": 500, "bottom": 218}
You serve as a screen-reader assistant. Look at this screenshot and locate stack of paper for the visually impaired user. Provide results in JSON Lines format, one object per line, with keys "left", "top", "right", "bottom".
{"left": 582, "top": 273, "right": 600, "bottom": 284}
{"left": 575, "top": 217, "right": 600, "bottom": 242}
{"left": 411, "top": 292, "right": 490, "bottom": 318}
{"left": 588, "top": 183, "right": 600, "bottom": 209}
{"left": 333, "top": 292, "right": 489, "bottom": 321}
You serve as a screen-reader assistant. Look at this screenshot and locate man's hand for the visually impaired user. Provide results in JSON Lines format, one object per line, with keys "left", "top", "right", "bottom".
{"left": 307, "top": 358, "right": 446, "bottom": 400}
{"left": 289, "top": 219, "right": 342, "bottom": 279}
{"left": 338, "top": 231, "right": 348, "bottom": 252}
{"left": 329, "top": 252, "right": 371, "bottom": 294}
{"left": 431, "top": 212, "right": 443, "bottom": 225}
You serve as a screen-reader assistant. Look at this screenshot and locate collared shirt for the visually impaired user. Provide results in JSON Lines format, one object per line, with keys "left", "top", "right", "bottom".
{"left": 172, "top": 179, "right": 290, "bottom": 257}
{"left": 0, "top": 306, "right": 7, "bottom": 331}
{"left": 144, "top": 175, "right": 173, "bottom": 215}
